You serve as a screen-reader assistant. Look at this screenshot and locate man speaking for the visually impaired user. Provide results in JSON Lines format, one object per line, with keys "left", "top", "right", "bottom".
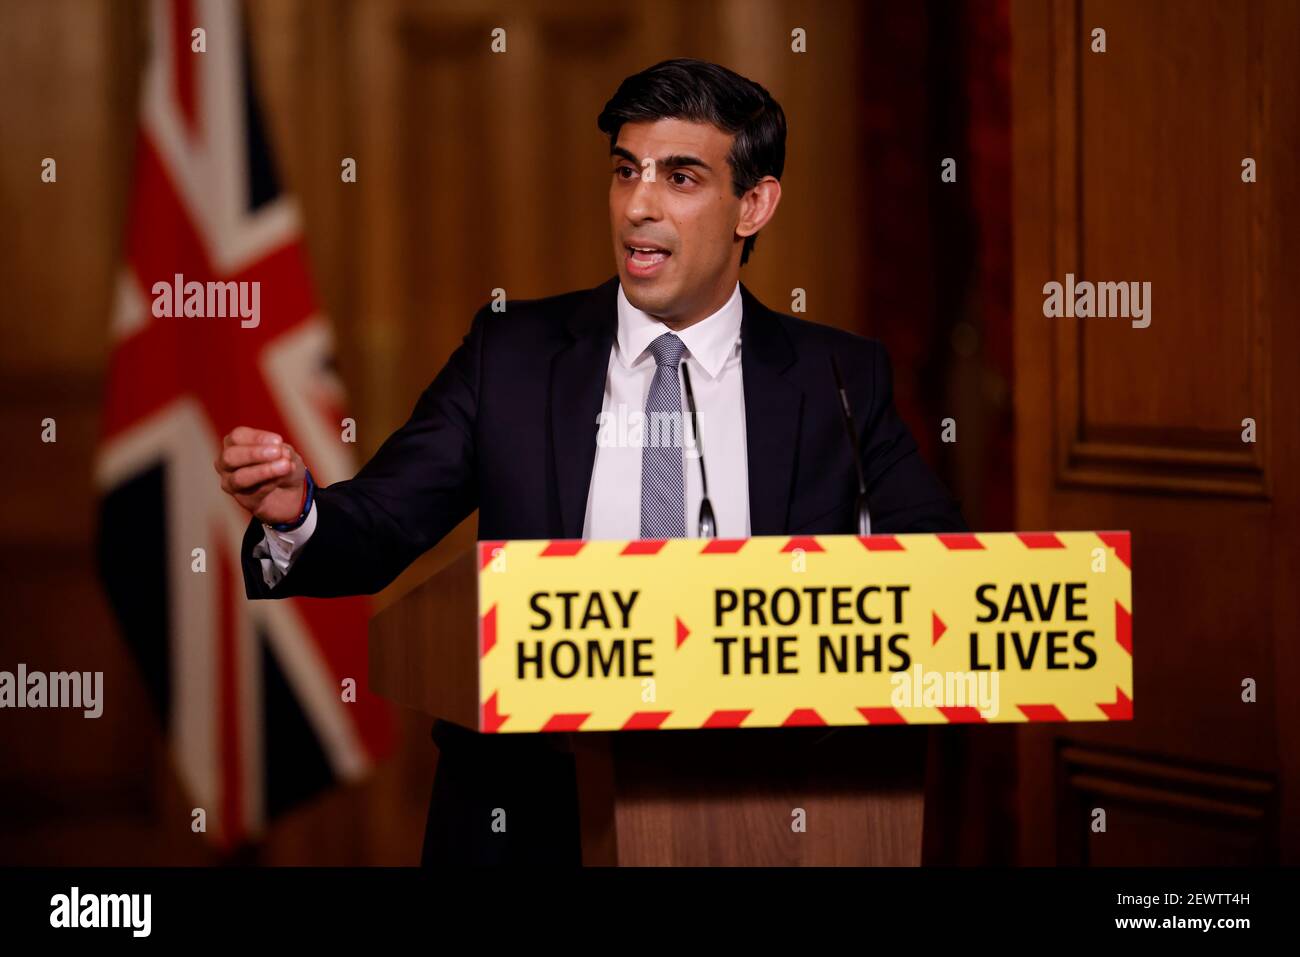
{"left": 215, "top": 59, "right": 966, "bottom": 864}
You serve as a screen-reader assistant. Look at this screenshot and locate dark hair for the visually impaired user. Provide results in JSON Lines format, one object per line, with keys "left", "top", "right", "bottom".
{"left": 597, "top": 58, "right": 786, "bottom": 265}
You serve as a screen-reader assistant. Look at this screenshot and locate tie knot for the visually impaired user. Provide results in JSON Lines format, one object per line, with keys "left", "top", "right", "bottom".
{"left": 648, "top": 332, "right": 686, "bottom": 368}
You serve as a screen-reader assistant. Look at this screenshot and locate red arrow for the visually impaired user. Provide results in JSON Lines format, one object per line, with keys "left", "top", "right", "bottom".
{"left": 481, "top": 691, "right": 509, "bottom": 732}
{"left": 932, "top": 611, "right": 947, "bottom": 645}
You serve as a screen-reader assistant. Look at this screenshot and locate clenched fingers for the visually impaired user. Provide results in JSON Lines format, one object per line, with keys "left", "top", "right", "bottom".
{"left": 216, "top": 442, "right": 289, "bottom": 472}
{"left": 224, "top": 426, "right": 282, "bottom": 448}
{"left": 225, "top": 458, "right": 294, "bottom": 492}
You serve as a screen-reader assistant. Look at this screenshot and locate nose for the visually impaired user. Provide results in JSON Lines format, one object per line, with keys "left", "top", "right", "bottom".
{"left": 624, "top": 169, "right": 662, "bottom": 224}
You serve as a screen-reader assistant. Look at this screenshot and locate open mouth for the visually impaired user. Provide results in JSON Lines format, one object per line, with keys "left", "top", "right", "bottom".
{"left": 624, "top": 242, "right": 671, "bottom": 277}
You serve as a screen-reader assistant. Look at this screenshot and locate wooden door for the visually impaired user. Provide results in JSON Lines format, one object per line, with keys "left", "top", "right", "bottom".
{"left": 1011, "top": 0, "right": 1299, "bottom": 865}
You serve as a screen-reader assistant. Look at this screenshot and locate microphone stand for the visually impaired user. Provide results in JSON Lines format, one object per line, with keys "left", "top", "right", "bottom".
{"left": 831, "top": 355, "right": 872, "bottom": 536}
{"left": 680, "top": 363, "right": 717, "bottom": 538}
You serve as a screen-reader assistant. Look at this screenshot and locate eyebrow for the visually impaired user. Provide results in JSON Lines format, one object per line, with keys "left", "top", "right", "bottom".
{"left": 611, "top": 145, "right": 714, "bottom": 173}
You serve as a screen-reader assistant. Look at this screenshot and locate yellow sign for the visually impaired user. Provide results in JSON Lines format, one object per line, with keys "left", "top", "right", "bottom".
{"left": 475, "top": 532, "right": 1132, "bottom": 732}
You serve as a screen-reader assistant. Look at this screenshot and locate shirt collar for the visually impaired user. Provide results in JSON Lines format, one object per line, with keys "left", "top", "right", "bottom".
{"left": 615, "top": 282, "right": 742, "bottom": 380}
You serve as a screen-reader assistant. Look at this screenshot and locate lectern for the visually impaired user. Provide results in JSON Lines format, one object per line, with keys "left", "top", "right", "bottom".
{"left": 369, "top": 532, "right": 1132, "bottom": 865}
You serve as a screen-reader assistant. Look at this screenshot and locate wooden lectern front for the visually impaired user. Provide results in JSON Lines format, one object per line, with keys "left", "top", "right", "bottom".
{"left": 369, "top": 546, "right": 927, "bottom": 866}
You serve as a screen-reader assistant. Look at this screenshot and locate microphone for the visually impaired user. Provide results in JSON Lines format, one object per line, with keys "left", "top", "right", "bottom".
{"left": 679, "top": 362, "right": 717, "bottom": 537}
{"left": 830, "top": 355, "right": 872, "bottom": 535}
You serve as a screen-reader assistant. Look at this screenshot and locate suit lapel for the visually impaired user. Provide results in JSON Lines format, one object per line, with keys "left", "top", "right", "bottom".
{"left": 548, "top": 278, "right": 801, "bottom": 539}
{"left": 550, "top": 278, "right": 618, "bottom": 539}
{"left": 740, "top": 283, "right": 803, "bottom": 536}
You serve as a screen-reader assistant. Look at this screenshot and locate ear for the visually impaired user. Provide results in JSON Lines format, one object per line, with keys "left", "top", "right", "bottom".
{"left": 735, "top": 176, "right": 782, "bottom": 241}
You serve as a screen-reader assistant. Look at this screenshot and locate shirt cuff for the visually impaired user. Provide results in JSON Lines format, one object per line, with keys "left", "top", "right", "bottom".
{"left": 252, "top": 502, "right": 318, "bottom": 588}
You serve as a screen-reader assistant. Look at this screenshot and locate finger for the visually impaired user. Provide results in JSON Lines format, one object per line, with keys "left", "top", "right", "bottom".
{"left": 220, "top": 443, "right": 286, "bottom": 471}
{"left": 229, "top": 458, "right": 294, "bottom": 491}
{"left": 220, "top": 470, "right": 275, "bottom": 499}
{"left": 226, "top": 426, "right": 282, "bottom": 448}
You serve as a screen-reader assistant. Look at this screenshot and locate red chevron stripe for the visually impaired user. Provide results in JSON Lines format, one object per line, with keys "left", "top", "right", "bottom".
{"left": 1098, "top": 687, "right": 1133, "bottom": 720}
{"left": 1097, "top": 531, "right": 1131, "bottom": 568}
{"left": 1017, "top": 532, "right": 1065, "bottom": 549}
{"left": 480, "top": 604, "right": 497, "bottom": 657}
{"left": 857, "top": 707, "right": 907, "bottom": 724}
{"left": 702, "top": 709, "right": 751, "bottom": 728}
{"left": 540, "top": 540, "right": 585, "bottom": 557}
{"left": 701, "top": 539, "right": 747, "bottom": 554}
{"left": 541, "top": 713, "right": 591, "bottom": 732}
{"left": 858, "top": 535, "right": 904, "bottom": 551}
{"left": 1018, "top": 704, "right": 1068, "bottom": 722}
{"left": 622, "top": 711, "right": 672, "bottom": 730}
{"left": 932, "top": 612, "right": 947, "bottom": 645}
{"left": 939, "top": 706, "right": 988, "bottom": 723}
{"left": 938, "top": 533, "right": 985, "bottom": 550}
{"left": 479, "top": 540, "right": 507, "bottom": 569}
{"left": 781, "top": 536, "right": 824, "bottom": 553}
{"left": 481, "top": 691, "right": 508, "bottom": 733}
{"left": 782, "top": 708, "right": 826, "bottom": 726}
{"left": 1116, "top": 602, "right": 1132, "bottom": 654}
{"left": 675, "top": 617, "right": 690, "bottom": 648}
{"left": 621, "top": 540, "right": 667, "bottom": 555}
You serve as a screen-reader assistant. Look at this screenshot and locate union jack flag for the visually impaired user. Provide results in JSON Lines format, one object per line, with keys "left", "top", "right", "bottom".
{"left": 95, "top": 0, "right": 393, "bottom": 849}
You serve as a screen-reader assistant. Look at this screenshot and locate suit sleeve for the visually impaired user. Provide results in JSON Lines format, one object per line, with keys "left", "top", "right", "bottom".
{"left": 858, "top": 341, "right": 969, "bottom": 534}
{"left": 240, "top": 307, "right": 486, "bottom": 599}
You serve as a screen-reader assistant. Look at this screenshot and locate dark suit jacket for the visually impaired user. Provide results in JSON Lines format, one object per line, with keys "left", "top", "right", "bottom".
{"left": 239, "top": 277, "right": 965, "bottom": 861}
{"left": 240, "top": 276, "right": 965, "bottom": 602}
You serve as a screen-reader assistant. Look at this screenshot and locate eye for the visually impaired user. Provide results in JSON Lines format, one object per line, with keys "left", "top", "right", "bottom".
{"left": 670, "top": 172, "right": 694, "bottom": 186}
{"left": 614, "top": 165, "right": 637, "bottom": 180}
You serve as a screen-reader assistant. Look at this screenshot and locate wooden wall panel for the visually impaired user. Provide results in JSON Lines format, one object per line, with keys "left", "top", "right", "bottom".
{"left": 1048, "top": 0, "right": 1268, "bottom": 498}
{"left": 1060, "top": 745, "right": 1275, "bottom": 866}
{"left": 1013, "top": 0, "right": 1299, "bottom": 865}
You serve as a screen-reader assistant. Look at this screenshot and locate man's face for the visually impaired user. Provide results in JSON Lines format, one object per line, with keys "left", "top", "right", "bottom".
{"left": 609, "top": 118, "right": 743, "bottom": 323}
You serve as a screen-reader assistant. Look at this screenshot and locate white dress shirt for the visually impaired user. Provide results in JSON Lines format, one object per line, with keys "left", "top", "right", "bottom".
{"left": 583, "top": 282, "right": 749, "bottom": 540}
{"left": 254, "top": 282, "right": 750, "bottom": 588}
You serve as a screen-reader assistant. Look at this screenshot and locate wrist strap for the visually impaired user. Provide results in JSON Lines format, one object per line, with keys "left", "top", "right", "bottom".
{"left": 269, "top": 468, "right": 315, "bottom": 532}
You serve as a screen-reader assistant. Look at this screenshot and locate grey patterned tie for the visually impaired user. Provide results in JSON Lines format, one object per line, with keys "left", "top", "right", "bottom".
{"left": 639, "top": 332, "right": 687, "bottom": 538}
